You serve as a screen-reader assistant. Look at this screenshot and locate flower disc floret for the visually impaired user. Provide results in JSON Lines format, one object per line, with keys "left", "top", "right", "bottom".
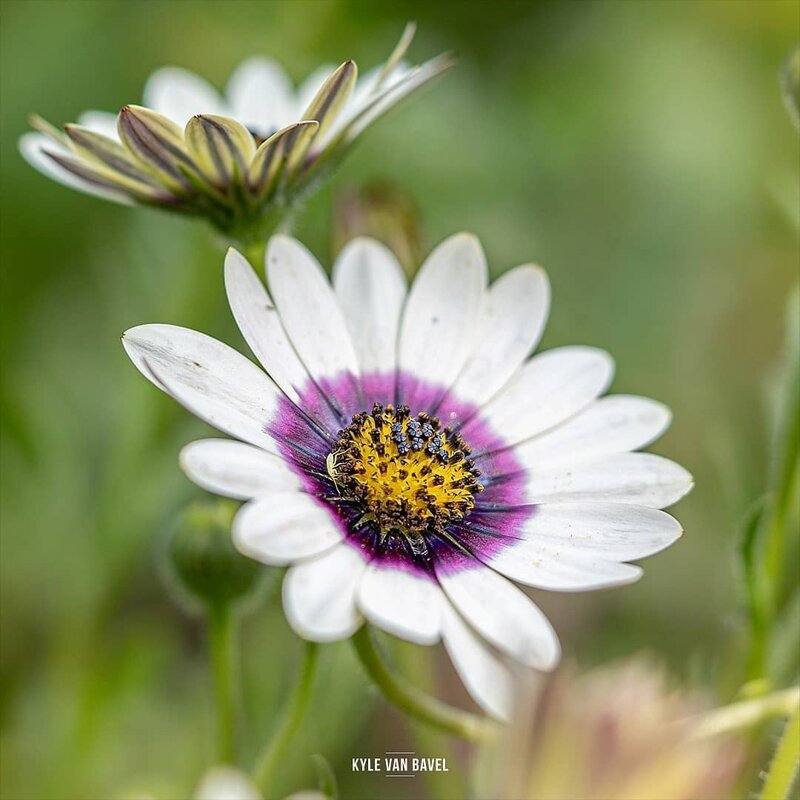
{"left": 328, "top": 403, "right": 483, "bottom": 540}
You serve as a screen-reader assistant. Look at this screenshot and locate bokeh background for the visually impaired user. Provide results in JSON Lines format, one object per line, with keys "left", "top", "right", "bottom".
{"left": 1, "top": 1, "right": 798, "bottom": 799}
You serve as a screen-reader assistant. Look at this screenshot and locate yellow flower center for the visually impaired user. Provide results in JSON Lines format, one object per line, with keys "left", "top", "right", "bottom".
{"left": 327, "top": 403, "right": 483, "bottom": 538}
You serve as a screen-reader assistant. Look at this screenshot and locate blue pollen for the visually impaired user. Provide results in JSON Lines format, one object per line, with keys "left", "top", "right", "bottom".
{"left": 421, "top": 422, "right": 435, "bottom": 437}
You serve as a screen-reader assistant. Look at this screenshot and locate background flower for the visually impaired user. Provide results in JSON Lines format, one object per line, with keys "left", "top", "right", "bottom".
{"left": 477, "top": 660, "right": 744, "bottom": 800}
{"left": 18, "top": 24, "right": 450, "bottom": 242}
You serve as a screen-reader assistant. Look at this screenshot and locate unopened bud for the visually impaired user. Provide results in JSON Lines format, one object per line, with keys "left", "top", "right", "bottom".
{"left": 168, "top": 499, "right": 261, "bottom": 611}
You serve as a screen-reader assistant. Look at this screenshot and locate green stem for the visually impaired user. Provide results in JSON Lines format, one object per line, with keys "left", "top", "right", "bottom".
{"left": 253, "top": 641, "right": 319, "bottom": 798}
{"left": 687, "top": 686, "right": 800, "bottom": 740}
{"left": 352, "top": 626, "right": 496, "bottom": 744}
{"left": 208, "top": 604, "right": 237, "bottom": 763}
{"left": 760, "top": 706, "right": 800, "bottom": 800}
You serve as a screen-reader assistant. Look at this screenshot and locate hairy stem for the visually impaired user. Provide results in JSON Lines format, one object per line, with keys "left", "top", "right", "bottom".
{"left": 760, "top": 706, "right": 800, "bottom": 800}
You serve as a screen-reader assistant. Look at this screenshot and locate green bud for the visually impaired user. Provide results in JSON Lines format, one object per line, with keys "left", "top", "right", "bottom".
{"left": 168, "top": 499, "right": 261, "bottom": 611}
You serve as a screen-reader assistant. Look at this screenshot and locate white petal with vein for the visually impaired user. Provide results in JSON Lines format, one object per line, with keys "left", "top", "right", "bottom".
{"left": 121, "top": 324, "right": 280, "bottom": 452}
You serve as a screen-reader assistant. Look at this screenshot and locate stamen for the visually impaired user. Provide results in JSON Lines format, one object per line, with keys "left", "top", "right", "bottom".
{"left": 326, "top": 403, "right": 483, "bottom": 551}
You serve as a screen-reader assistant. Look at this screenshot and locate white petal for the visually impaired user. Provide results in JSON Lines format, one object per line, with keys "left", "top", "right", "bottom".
{"left": 121, "top": 324, "right": 279, "bottom": 452}
{"left": 224, "top": 248, "right": 310, "bottom": 403}
{"left": 266, "top": 235, "right": 360, "bottom": 384}
{"left": 357, "top": 564, "right": 444, "bottom": 645}
{"left": 519, "top": 452, "right": 693, "bottom": 508}
{"left": 441, "top": 603, "right": 512, "bottom": 721}
{"left": 283, "top": 544, "right": 367, "bottom": 642}
{"left": 398, "top": 233, "right": 487, "bottom": 402}
{"left": 179, "top": 438, "right": 299, "bottom": 499}
{"left": 143, "top": 66, "right": 227, "bottom": 127}
{"left": 435, "top": 563, "right": 560, "bottom": 670}
{"left": 195, "top": 767, "right": 261, "bottom": 800}
{"left": 226, "top": 56, "right": 295, "bottom": 135}
{"left": 232, "top": 492, "right": 342, "bottom": 565}
{"left": 341, "top": 56, "right": 451, "bottom": 145}
{"left": 479, "top": 542, "right": 643, "bottom": 591}
{"left": 77, "top": 110, "right": 120, "bottom": 140}
{"left": 510, "top": 395, "right": 672, "bottom": 471}
{"left": 449, "top": 265, "right": 550, "bottom": 407}
{"left": 514, "top": 502, "right": 683, "bottom": 560}
{"left": 19, "top": 132, "right": 132, "bottom": 204}
{"left": 464, "top": 346, "right": 614, "bottom": 449}
{"left": 332, "top": 237, "right": 407, "bottom": 374}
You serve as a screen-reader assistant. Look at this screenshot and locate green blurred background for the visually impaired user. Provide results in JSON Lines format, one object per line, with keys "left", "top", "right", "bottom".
{"left": 1, "top": 1, "right": 797, "bottom": 798}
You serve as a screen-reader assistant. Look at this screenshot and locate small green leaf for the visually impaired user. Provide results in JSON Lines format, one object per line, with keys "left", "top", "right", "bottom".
{"left": 759, "top": 706, "right": 800, "bottom": 800}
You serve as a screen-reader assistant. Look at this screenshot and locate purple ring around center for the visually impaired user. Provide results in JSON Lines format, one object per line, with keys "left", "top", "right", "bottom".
{"left": 267, "top": 370, "right": 534, "bottom": 577}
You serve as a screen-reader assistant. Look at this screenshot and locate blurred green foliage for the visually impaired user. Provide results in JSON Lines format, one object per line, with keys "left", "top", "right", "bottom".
{"left": 0, "top": 2, "right": 798, "bottom": 799}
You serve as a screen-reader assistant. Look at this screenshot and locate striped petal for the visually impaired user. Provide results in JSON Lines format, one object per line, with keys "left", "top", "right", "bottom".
{"left": 233, "top": 492, "right": 342, "bottom": 565}
{"left": 398, "top": 233, "right": 487, "bottom": 409}
{"left": 19, "top": 132, "right": 134, "bottom": 204}
{"left": 441, "top": 603, "right": 513, "bottom": 721}
{"left": 121, "top": 324, "right": 280, "bottom": 453}
{"left": 283, "top": 544, "right": 367, "bottom": 642}
{"left": 464, "top": 346, "right": 614, "bottom": 450}
{"left": 180, "top": 438, "right": 299, "bottom": 499}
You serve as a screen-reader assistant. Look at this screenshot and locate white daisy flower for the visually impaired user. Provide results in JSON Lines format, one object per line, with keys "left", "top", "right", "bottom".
{"left": 19, "top": 24, "right": 450, "bottom": 242}
{"left": 121, "top": 233, "right": 692, "bottom": 720}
